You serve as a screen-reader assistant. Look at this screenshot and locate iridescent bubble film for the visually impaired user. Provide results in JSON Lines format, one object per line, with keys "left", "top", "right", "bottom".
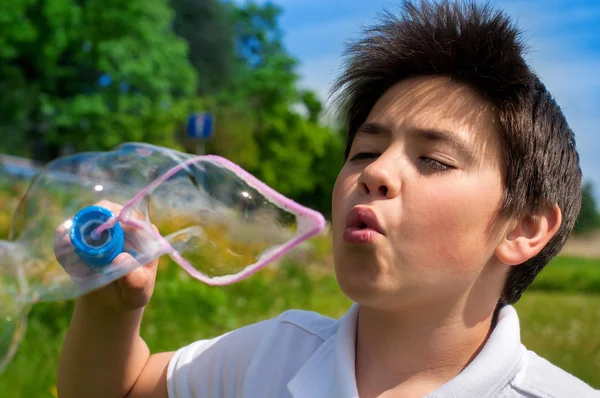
{"left": 0, "top": 143, "right": 325, "bottom": 373}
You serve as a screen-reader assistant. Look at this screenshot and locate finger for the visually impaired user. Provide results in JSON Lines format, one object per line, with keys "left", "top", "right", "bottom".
{"left": 54, "top": 231, "right": 82, "bottom": 270}
{"left": 144, "top": 257, "right": 159, "bottom": 270}
{"left": 113, "top": 253, "right": 152, "bottom": 292}
{"left": 53, "top": 216, "right": 75, "bottom": 248}
{"left": 54, "top": 221, "right": 68, "bottom": 238}
{"left": 94, "top": 200, "right": 124, "bottom": 215}
{"left": 120, "top": 266, "right": 151, "bottom": 293}
{"left": 57, "top": 251, "right": 96, "bottom": 281}
{"left": 53, "top": 226, "right": 69, "bottom": 252}
{"left": 54, "top": 233, "right": 75, "bottom": 259}
{"left": 94, "top": 200, "right": 145, "bottom": 223}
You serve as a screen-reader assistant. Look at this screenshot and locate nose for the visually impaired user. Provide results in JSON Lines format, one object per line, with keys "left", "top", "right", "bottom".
{"left": 358, "top": 157, "right": 400, "bottom": 199}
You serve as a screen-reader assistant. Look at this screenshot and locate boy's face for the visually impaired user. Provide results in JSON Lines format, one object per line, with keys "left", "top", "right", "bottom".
{"left": 332, "top": 76, "right": 509, "bottom": 309}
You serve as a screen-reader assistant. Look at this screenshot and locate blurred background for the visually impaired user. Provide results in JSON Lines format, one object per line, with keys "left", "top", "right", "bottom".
{"left": 0, "top": 0, "right": 598, "bottom": 395}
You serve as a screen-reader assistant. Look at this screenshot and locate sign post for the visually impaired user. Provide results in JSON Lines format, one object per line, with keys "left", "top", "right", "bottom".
{"left": 186, "top": 112, "right": 214, "bottom": 155}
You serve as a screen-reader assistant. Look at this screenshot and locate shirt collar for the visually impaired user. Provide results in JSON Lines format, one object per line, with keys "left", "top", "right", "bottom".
{"left": 426, "top": 305, "right": 523, "bottom": 397}
{"left": 288, "top": 304, "right": 523, "bottom": 398}
{"left": 287, "top": 303, "right": 360, "bottom": 398}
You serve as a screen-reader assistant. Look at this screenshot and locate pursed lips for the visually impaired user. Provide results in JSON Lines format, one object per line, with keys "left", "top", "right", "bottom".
{"left": 343, "top": 206, "right": 385, "bottom": 244}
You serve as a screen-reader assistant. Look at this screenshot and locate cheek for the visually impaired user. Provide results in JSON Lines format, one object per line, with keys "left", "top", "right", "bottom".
{"left": 405, "top": 176, "right": 503, "bottom": 262}
{"left": 331, "top": 168, "right": 355, "bottom": 226}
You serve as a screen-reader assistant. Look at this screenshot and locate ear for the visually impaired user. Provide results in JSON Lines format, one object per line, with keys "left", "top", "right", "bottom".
{"left": 496, "top": 204, "right": 562, "bottom": 266}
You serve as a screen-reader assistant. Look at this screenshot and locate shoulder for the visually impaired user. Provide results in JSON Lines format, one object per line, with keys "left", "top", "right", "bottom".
{"left": 167, "top": 308, "right": 341, "bottom": 398}
{"left": 509, "top": 346, "right": 600, "bottom": 398}
{"left": 171, "top": 308, "right": 337, "bottom": 359}
{"left": 277, "top": 308, "right": 340, "bottom": 340}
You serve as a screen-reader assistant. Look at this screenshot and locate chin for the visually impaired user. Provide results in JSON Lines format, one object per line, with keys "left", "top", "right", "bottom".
{"left": 334, "top": 254, "right": 392, "bottom": 306}
{"left": 337, "top": 280, "right": 398, "bottom": 310}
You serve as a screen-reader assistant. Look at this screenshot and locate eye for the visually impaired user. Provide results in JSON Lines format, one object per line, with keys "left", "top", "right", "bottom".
{"left": 349, "top": 152, "right": 380, "bottom": 162}
{"left": 419, "top": 157, "right": 452, "bottom": 172}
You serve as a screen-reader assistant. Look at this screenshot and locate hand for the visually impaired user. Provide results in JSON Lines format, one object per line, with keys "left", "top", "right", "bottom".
{"left": 54, "top": 200, "right": 159, "bottom": 312}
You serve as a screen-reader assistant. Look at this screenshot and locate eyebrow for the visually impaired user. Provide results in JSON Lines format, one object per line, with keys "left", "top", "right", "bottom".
{"left": 415, "top": 128, "right": 475, "bottom": 163}
{"left": 356, "top": 122, "right": 475, "bottom": 162}
{"left": 356, "top": 122, "right": 392, "bottom": 136}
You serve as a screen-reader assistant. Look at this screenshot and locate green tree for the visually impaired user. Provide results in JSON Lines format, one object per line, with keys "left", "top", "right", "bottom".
{"left": 170, "top": 0, "right": 238, "bottom": 95}
{"left": 0, "top": 0, "right": 38, "bottom": 156}
{"left": 0, "top": 0, "right": 198, "bottom": 161}
{"left": 574, "top": 181, "right": 600, "bottom": 234}
{"left": 0, "top": 0, "right": 346, "bottom": 218}
{"left": 203, "top": 1, "right": 343, "bottom": 217}
{"left": 296, "top": 127, "right": 345, "bottom": 218}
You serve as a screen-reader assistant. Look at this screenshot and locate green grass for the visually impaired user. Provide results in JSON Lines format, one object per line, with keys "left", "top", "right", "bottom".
{"left": 0, "top": 261, "right": 352, "bottom": 397}
{"left": 0, "top": 258, "right": 598, "bottom": 396}
{"left": 516, "top": 292, "right": 600, "bottom": 388}
{"left": 530, "top": 256, "right": 600, "bottom": 293}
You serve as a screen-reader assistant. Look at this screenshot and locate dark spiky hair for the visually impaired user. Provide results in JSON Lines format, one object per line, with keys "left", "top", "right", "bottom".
{"left": 331, "top": 0, "right": 581, "bottom": 304}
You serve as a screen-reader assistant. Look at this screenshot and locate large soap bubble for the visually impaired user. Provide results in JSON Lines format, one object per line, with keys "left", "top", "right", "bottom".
{"left": 0, "top": 143, "right": 326, "bottom": 373}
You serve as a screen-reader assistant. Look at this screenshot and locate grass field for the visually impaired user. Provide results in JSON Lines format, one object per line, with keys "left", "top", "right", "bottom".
{"left": 530, "top": 255, "right": 600, "bottom": 293}
{"left": 516, "top": 292, "right": 600, "bottom": 388}
{"left": 0, "top": 257, "right": 598, "bottom": 397}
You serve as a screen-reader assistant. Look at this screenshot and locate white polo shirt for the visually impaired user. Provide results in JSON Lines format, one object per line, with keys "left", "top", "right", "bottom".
{"left": 167, "top": 304, "right": 599, "bottom": 397}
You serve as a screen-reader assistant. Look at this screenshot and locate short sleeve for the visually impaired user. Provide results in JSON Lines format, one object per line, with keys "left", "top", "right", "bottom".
{"left": 166, "top": 319, "right": 275, "bottom": 398}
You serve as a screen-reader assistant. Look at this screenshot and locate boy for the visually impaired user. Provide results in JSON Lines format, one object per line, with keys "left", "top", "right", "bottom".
{"left": 57, "top": 1, "right": 600, "bottom": 397}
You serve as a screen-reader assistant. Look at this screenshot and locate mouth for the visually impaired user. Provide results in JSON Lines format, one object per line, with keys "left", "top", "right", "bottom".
{"left": 343, "top": 206, "right": 384, "bottom": 244}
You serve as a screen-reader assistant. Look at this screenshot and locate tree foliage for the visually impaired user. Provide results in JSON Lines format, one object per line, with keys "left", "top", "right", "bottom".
{"left": 170, "top": 0, "right": 238, "bottom": 95}
{"left": 574, "top": 181, "right": 600, "bottom": 234}
{"left": 206, "top": 1, "right": 343, "bottom": 213}
{"left": 0, "top": 0, "right": 197, "bottom": 160}
{"left": 0, "top": 0, "right": 344, "bottom": 217}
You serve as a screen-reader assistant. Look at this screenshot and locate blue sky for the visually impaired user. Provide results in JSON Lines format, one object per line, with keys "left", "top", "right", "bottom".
{"left": 237, "top": 0, "right": 600, "bottom": 196}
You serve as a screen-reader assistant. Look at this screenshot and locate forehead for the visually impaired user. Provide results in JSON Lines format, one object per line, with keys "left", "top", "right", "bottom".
{"left": 364, "top": 76, "right": 502, "bottom": 155}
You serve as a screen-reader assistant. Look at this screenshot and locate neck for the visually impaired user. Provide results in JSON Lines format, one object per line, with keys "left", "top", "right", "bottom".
{"left": 355, "top": 295, "right": 498, "bottom": 398}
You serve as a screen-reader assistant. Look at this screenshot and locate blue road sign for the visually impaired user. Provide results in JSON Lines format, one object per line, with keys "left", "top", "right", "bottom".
{"left": 187, "top": 113, "right": 214, "bottom": 139}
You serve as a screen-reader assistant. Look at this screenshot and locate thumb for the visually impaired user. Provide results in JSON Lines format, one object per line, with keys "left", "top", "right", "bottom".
{"left": 119, "top": 264, "right": 154, "bottom": 293}
{"left": 112, "top": 254, "right": 157, "bottom": 300}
